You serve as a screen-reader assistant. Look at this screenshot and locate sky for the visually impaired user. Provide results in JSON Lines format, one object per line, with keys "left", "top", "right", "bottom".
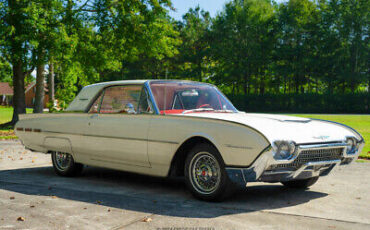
{"left": 169, "top": 0, "right": 286, "bottom": 20}
{"left": 169, "top": 0, "right": 226, "bottom": 20}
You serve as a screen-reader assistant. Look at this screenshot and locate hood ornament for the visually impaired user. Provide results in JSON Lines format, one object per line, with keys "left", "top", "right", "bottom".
{"left": 313, "top": 135, "right": 330, "bottom": 140}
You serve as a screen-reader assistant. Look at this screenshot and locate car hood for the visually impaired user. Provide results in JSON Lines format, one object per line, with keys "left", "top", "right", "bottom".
{"left": 182, "top": 112, "right": 359, "bottom": 144}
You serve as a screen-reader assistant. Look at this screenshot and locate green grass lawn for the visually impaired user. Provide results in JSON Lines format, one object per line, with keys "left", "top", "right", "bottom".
{"left": 0, "top": 107, "right": 368, "bottom": 158}
{"left": 0, "top": 106, "right": 33, "bottom": 124}
{"left": 0, "top": 106, "right": 32, "bottom": 139}
{"left": 0, "top": 106, "right": 15, "bottom": 124}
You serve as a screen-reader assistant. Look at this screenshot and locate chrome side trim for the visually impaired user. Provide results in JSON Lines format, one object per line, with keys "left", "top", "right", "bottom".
{"left": 225, "top": 144, "right": 253, "bottom": 150}
{"left": 148, "top": 139, "right": 179, "bottom": 145}
{"left": 90, "top": 158, "right": 150, "bottom": 168}
{"left": 41, "top": 130, "right": 179, "bottom": 144}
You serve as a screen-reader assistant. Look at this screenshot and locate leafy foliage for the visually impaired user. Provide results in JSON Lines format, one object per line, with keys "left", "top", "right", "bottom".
{"left": 0, "top": 56, "right": 11, "bottom": 83}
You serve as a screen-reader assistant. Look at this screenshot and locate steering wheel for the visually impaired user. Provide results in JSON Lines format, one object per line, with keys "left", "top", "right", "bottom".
{"left": 198, "top": 104, "right": 212, "bottom": 109}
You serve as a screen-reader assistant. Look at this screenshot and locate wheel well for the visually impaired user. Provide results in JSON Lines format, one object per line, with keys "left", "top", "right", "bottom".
{"left": 168, "top": 136, "right": 218, "bottom": 177}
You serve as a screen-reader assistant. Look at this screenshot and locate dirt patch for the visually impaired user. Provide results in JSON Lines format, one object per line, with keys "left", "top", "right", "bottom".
{"left": 0, "top": 130, "right": 15, "bottom": 136}
{"left": 0, "top": 130, "right": 17, "bottom": 139}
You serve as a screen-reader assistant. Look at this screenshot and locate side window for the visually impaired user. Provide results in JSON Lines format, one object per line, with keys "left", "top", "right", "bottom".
{"left": 88, "top": 93, "right": 103, "bottom": 113}
{"left": 137, "top": 88, "right": 154, "bottom": 114}
{"left": 99, "top": 85, "right": 141, "bottom": 114}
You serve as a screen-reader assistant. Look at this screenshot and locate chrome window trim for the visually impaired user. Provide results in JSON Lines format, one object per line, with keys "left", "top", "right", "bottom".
{"left": 86, "top": 83, "right": 144, "bottom": 114}
{"left": 145, "top": 81, "right": 160, "bottom": 115}
{"left": 146, "top": 80, "right": 238, "bottom": 115}
{"left": 137, "top": 85, "right": 155, "bottom": 114}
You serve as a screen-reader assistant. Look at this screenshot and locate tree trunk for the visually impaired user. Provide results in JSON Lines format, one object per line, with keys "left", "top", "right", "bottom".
{"left": 48, "top": 61, "right": 55, "bottom": 106}
{"left": 260, "top": 77, "right": 265, "bottom": 95}
{"left": 198, "top": 61, "right": 202, "bottom": 82}
{"left": 10, "top": 62, "right": 26, "bottom": 125}
{"left": 243, "top": 74, "right": 247, "bottom": 95}
{"left": 231, "top": 82, "right": 235, "bottom": 97}
{"left": 284, "top": 77, "right": 287, "bottom": 94}
{"left": 34, "top": 64, "right": 45, "bottom": 113}
{"left": 328, "top": 78, "right": 333, "bottom": 94}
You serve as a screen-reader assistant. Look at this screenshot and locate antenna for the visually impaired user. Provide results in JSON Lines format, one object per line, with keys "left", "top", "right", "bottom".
{"left": 163, "top": 68, "right": 168, "bottom": 115}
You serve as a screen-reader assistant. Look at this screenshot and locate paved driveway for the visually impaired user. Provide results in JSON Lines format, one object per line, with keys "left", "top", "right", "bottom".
{"left": 0, "top": 140, "right": 369, "bottom": 230}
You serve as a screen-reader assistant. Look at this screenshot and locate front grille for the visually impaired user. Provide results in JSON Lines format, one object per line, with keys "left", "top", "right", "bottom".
{"left": 272, "top": 147, "right": 344, "bottom": 170}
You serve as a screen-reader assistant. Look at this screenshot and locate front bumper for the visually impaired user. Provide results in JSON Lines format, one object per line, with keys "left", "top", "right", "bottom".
{"left": 226, "top": 141, "right": 364, "bottom": 186}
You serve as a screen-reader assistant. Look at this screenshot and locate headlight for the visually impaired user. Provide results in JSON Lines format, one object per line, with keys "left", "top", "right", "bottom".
{"left": 273, "top": 141, "right": 296, "bottom": 160}
{"left": 346, "top": 137, "right": 357, "bottom": 154}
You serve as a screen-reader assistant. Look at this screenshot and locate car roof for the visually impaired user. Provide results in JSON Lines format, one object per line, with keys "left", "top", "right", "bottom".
{"left": 86, "top": 79, "right": 203, "bottom": 87}
{"left": 66, "top": 80, "right": 211, "bottom": 112}
{"left": 86, "top": 80, "right": 148, "bottom": 88}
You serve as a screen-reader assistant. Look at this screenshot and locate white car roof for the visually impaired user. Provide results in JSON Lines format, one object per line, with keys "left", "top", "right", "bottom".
{"left": 66, "top": 80, "right": 148, "bottom": 112}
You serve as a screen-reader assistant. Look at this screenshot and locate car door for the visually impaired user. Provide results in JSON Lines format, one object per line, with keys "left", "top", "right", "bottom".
{"left": 83, "top": 84, "right": 152, "bottom": 167}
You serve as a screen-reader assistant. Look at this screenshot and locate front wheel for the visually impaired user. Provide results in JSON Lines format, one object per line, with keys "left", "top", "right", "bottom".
{"left": 184, "top": 143, "right": 234, "bottom": 201}
{"left": 51, "top": 151, "right": 83, "bottom": 177}
{"left": 281, "top": 177, "right": 319, "bottom": 189}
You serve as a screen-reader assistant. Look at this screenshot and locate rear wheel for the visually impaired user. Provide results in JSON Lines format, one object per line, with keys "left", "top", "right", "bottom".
{"left": 281, "top": 177, "right": 319, "bottom": 189}
{"left": 184, "top": 143, "right": 234, "bottom": 201}
{"left": 51, "top": 151, "right": 83, "bottom": 177}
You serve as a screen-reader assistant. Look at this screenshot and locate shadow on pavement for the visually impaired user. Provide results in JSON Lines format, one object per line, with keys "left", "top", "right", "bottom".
{"left": 0, "top": 166, "right": 328, "bottom": 218}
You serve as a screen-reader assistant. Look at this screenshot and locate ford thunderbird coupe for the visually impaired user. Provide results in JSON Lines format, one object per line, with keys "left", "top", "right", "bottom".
{"left": 15, "top": 80, "right": 364, "bottom": 201}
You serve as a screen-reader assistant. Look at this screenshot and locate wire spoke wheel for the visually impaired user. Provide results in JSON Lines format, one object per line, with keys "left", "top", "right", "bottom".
{"left": 189, "top": 151, "right": 221, "bottom": 194}
{"left": 51, "top": 151, "right": 83, "bottom": 177}
{"left": 54, "top": 152, "right": 72, "bottom": 171}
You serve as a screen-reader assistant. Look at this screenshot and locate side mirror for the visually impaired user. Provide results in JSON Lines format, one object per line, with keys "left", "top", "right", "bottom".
{"left": 124, "top": 103, "right": 136, "bottom": 114}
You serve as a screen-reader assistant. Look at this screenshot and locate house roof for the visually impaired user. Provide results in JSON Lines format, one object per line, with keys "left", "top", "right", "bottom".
{"left": 0, "top": 82, "right": 13, "bottom": 95}
{"left": 0, "top": 82, "right": 46, "bottom": 95}
{"left": 25, "top": 82, "right": 36, "bottom": 93}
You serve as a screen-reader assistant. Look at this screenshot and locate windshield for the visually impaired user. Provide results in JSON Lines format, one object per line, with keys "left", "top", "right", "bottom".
{"left": 149, "top": 81, "right": 237, "bottom": 114}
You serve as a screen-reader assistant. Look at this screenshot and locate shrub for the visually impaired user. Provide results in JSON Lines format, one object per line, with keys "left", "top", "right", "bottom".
{"left": 228, "top": 93, "right": 369, "bottom": 114}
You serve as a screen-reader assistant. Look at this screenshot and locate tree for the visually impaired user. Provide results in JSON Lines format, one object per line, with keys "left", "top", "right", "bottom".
{"left": 276, "top": 0, "right": 320, "bottom": 93}
{"left": 0, "top": 0, "right": 39, "bottom": 124}
{"left": 210, "top": 0, "right": 276, "bottom": 95}
{"left": 176, "top": 6, "right": 211, "bottom": 82}
{"left": 332, "top": 0, "right": 369, "bottom": 93}
{"left": 31, "top": 0, "right": 67, "bottom": 113}
{"left": 93, "top": 0, "right": 180, "bottom": 81}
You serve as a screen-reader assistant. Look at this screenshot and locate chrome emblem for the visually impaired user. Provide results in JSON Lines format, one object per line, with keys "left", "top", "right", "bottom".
{"left": 313, "top": 135, "right": 330, "bottom": 140}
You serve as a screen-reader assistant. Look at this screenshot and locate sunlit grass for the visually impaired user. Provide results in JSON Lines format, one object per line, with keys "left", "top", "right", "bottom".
{"left": 0, "top": 106, "right": 32, "bottom": 139}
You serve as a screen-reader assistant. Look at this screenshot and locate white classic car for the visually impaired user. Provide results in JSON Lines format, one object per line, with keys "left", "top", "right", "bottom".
{"left": 15, "top": 80, "right": 364, "bottom": 201}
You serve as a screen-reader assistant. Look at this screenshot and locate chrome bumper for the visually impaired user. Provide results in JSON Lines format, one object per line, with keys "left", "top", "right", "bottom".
{"left": 226, "top": 141, "right": 364, "bottom": 186}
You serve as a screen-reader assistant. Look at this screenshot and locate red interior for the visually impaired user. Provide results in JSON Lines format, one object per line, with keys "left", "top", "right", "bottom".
{"left": 160, "top": 109, "right": 185, "bottom": 114}
{"left": 150, "top": 83, "right": 199, "bottom": 110}
{"left": 150, "top": 82, "right": 224, "bottom": 113}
